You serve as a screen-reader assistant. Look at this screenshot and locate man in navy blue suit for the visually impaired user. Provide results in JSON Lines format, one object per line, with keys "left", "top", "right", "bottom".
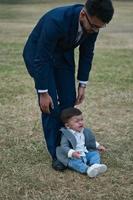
{"left": 23, "top": 0, "right": 114, "bottom": 171}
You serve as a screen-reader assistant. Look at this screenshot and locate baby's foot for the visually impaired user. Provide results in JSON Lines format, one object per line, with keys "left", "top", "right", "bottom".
{"left": 87, "top": 164, "right": 107, "bottom": 178}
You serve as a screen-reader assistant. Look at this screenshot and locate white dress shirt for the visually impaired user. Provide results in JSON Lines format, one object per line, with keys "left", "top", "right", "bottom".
{"left": 67, "top": 128, "right": 100, "bottom": 158}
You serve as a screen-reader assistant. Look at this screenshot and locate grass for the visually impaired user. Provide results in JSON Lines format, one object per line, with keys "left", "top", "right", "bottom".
{"left": 0, "top": 1, "right": 133, "bottom": 200}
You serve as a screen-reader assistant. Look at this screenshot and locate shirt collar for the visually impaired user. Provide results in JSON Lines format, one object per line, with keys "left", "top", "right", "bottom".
{"left": 67, "top": 128, "right": 84, "bottom": 134}
{"left": 78, "top": 21, "right": 83, "bottom": 33}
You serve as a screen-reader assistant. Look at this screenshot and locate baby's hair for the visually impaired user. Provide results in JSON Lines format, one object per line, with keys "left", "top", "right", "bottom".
{"left": 60, "top": 107, "right": 82, "bottom": 124}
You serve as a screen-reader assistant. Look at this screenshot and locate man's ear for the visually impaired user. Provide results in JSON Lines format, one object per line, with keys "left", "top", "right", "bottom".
{"left": 80, "top": 9, "right": 85, "bottom": 17}
{"left": 80, "top": 9, "right": 85, "bottom": 21}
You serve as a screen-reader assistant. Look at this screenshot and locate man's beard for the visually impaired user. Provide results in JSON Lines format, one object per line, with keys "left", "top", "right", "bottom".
{"left": 80, "top": 21, "right": 95, "bottom": 34}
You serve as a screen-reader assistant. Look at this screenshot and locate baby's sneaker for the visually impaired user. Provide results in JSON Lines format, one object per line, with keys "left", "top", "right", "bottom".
{"left": 87, "top": 164, "right": 107, "bottom": 178}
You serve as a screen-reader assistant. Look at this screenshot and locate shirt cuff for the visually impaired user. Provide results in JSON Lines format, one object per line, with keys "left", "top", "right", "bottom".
{"left": 78, "top": 80, "right": 88, "bottom": 85}
{"left": 38, "top": 89, "right": 48, "bottom": 93}
{"left": 68, "top": 149, "right": 75, "bottom": 158}
{"left": 96, "top": 141, "right": 100, "bottom": 148}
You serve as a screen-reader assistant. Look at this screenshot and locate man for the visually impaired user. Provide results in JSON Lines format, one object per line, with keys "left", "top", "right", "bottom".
{"left": 23, "top": 0, "right": 114, "bottom": 171}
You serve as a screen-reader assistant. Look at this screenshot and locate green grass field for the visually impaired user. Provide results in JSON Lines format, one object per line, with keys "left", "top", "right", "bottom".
{"left": 0, "top": 1, "right": 133, "bottom": 200}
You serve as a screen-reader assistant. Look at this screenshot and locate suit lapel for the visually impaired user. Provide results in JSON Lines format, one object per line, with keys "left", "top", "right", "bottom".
{"left": 60, "top": 128, "right": 77, "bottom": 149}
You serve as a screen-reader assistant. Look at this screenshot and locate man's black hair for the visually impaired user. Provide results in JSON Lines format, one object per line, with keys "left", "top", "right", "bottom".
{"left": 60, "top": 107, "right": 82, "bottom": 124}
{"left": 85, "top": 0, "right": 114, "bottom": 23}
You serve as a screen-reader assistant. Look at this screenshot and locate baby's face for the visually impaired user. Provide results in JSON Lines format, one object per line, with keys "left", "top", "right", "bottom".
{"left": 66, "top": 114, "right": 84, "bottom": 132}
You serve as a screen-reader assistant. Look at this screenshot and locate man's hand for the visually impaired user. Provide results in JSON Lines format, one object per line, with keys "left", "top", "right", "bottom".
{"left": 75, "top": 86, "right": 86, "bottom": 105}
{"left": 72, "top": 151, "right": 81, "bottom": 159}
{"left": 39, "top": 92, "right": 54, "bottom": 113}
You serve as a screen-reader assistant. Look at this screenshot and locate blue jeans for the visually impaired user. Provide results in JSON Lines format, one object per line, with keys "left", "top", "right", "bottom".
{"left": 68, "top": 151, "right": 100, "bottom": 174}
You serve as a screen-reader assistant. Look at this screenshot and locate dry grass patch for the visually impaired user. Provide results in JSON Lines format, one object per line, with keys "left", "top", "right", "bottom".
{"left": 0, "top": 1, "right": 133, "bottom": 200}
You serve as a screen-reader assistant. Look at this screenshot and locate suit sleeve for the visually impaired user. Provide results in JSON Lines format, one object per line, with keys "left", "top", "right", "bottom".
{"left": 77, "top": 32, "right": 98, "bottom": 82}
{"left": 33, "top": 19, "right": 63, "bottom": 90}
{"left": 60, "top": 135, "right": 72, "bottom": 155}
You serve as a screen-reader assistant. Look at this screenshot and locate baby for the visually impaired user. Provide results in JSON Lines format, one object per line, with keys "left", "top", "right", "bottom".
{"left": 56, "top": 107, "right": 107, "bottom": 177}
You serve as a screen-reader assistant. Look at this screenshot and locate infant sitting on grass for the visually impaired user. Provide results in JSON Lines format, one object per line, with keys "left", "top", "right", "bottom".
{"left": 56, "top": 107, "right": 107, "bottom": 178}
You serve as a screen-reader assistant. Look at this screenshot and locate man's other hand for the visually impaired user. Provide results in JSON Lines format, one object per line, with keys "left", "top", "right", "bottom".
{"left": 75, "top": 86, "right": 86, "bottom": 105}
{"left": 39, "top": 93, "right": 54, "bottom": 113}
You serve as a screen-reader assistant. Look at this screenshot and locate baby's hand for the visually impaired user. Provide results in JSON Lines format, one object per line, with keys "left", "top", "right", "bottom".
{"left": 72, "top": 151, "right": 81, "bottom": 158}
{"left": 98, "top": 145, "right": 107, "bottom": 152}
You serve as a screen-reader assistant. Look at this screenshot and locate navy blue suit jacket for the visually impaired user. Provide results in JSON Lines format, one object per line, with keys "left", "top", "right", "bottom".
{"left": 23, "top": 4, "right": 98, "bottom": 90}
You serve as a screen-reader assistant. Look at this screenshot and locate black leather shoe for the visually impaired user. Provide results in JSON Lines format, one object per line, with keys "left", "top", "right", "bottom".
{"left": 52, "top": 159, "right": 67, "bottom": 171}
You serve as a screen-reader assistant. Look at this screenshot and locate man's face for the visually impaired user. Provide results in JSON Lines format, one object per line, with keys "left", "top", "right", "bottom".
{"left": 79, "top": 9, "right": 106, "bottom": 34}
{"left": 65, "top": 114, "right": 84, "bottom": 132}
